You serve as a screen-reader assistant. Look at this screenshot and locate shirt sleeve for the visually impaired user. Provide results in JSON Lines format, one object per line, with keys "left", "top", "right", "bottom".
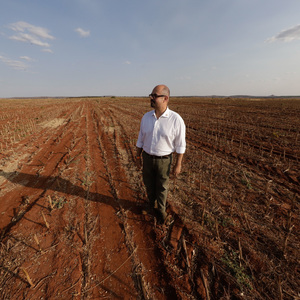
{"left": 174, "top": 116, "right": 186, "bottom": 154}
{"left": 136, "top": 118, "right": 144, "bottom": 148}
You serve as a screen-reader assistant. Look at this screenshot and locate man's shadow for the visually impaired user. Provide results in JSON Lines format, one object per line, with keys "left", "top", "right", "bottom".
{"left": 0, "top": 170, "right": 142, "bottom": 239}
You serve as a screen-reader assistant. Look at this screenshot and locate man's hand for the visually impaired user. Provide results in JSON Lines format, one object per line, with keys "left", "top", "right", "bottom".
{"left": 136, "top": 156, "right": 142, "bottom": 170}
{"left": 136, "top": 147, "right": 143, "bottom": 170}
{"left": 172, "top": 153, "right": 184, "bottom": 178}
{"left": 172, "top": 163, "right": 182, "bottom": 177}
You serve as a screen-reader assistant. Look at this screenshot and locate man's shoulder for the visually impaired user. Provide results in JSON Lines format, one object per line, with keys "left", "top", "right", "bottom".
{"left": 142, "top": 110, "right": 155, "bottom": 118}
{"left": 168, "top": 109, "right": 184, "bottom": 121}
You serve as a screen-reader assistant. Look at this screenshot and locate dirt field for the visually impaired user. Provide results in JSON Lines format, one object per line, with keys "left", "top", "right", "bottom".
{"left": 0, "top": 97, "right": 299, "bottom": 299}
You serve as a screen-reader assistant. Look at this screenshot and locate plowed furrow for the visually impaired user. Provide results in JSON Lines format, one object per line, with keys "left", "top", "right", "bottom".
{"left": 73, "top": 103, "right": 138, "bottom": 299}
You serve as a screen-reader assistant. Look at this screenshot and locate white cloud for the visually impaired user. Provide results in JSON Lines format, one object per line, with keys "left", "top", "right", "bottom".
{"left": 20, "top": 56, "right": 33, "bottom": 61}
{"left": 75, "top": 27, "right": 90, "bottom": 37}
{"left": 7, "top": 21, "right": 55, "bottom": 50}
{"left": 10, "top": 33, "right": 51, "bottom": 47}
{"left": 42, "top": 48, "right": 53, "bottom": 53}
{"left": 267, "top": 24, "right": 300, "bottom": 42}
{"left": 9, "top": 21, "right": 54, "bottom": 39}
{"left": 0, "top": 55, "right": 28, "bottom": 70}
{"left": 123, "top": 60, "right": 131, "bottom": 65}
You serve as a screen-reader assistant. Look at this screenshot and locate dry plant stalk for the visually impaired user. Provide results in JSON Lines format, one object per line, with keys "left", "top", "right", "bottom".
{"left": 38, "top": 159, "right": 45, "bottom": 166}
{"left": 84, "top": 223, "right": 88, "bottom": 245}
{"left": 215, "top": 220, "right": 220, "bottom": 240}
{"left": 238, "top": 237, "right": 243, "bottom": 267}
{"left": 56, "top": 177, "right": 61, "bottom": 188}
{"left": 20, "top": 267, "right": 34, "bottom": 288}
{"left": 182, "top": 238, "right": 190, "bottom": 269}
{"left": 283, "top": 225, "right": 294, "bottom": 257}
{"left": 201, "top": 208, "right": 206, "bottom": 227}
{"left": 48, "top": 195, "right": 54, "bottom": 210}
{"left": 34, "top": 234, "right": 42, "bottom": 251}
{"left": 82, "top": 247, "right": 138, "bottom": 294}
{"left": 200, "top": 268, "right": 210, "bottom": 300}
{"left": 41, "top": 212, "right": 50, "bottom": 229}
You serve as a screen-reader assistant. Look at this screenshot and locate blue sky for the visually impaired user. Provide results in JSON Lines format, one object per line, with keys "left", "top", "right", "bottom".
{"left": 1, "top": 0, "right": 300, "bottom": 97}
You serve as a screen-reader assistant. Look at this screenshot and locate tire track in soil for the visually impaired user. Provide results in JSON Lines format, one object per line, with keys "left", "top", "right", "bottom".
{"left": 43, "top": 102, "right": 97, "bottom": 298}
{"left": 77, "top": 102, "right": 138, "bottom": 299}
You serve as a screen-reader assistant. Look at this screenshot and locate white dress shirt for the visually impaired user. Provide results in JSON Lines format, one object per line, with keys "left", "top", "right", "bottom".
{"left": 136, "top": 107, "right": 186, "bottom": 156}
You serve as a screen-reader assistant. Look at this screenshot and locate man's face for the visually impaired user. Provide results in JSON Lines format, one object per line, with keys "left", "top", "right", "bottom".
{"left": 149, "top": 88, "right": 167, "bottom": 108}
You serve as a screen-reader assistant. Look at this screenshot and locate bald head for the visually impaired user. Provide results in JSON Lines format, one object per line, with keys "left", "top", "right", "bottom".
{"left": 153, "top": 85, "right": 170, "bottom": 97}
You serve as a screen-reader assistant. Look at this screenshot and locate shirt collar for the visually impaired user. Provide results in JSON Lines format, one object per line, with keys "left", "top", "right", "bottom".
{"left": 152, "top": 107, "right": 169, "bottom": 118}
{"left": 162, "top": 107, "right": 170, "bottom": 117}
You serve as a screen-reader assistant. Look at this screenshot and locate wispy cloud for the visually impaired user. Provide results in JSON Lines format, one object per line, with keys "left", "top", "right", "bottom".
{"left": 42, "top": 48, "right": 53, "bottom": 53}
{"left": 123, "top": 60, "right": 131, "bottom": 65}
{"left": 0, "top": 55, "right": 28, "bottom": 70}
{"left": 75, "top": 27, "right": 90, "bottom": 37}
{"left": 10, "top": 33, "right": 51, "bottom": 47}
{"left": 20, "top": 56, "right": 34, "bottom": 62}
{"left": 8, "top": 21, "right": 54, "bottom": 51}
{"left": 267, "top": 24, "right": 300, "bottom": 42}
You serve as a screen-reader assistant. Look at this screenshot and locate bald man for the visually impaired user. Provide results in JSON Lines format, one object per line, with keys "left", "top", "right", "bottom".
{"left": 136, "top": 85, "right": 186, "bottom": 224}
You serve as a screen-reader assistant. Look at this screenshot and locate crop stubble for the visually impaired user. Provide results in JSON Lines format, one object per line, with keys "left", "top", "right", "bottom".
{"left": 0, "top": 97, "right": 299, "bottom": 299}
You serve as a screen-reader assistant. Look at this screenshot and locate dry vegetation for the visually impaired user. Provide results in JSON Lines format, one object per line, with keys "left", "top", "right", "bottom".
{"left": 0, "top": 96, "right": 299, "bottom": 299}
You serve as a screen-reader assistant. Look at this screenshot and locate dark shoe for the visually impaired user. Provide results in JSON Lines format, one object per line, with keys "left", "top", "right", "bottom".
{"left": 154, "top": 209, "right": 166, "bottom": 224}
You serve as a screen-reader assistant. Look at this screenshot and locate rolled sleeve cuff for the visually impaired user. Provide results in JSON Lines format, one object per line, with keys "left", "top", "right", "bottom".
{"left": 136, "top": 141, "right": 143, "bottom": 148}
{"left": 176, "top": 146, "right": 186, "bottom": 154}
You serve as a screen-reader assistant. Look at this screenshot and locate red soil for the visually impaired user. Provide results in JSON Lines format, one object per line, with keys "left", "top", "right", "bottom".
{"left": 0, "top": 97, "right": 299, "bottom": 299}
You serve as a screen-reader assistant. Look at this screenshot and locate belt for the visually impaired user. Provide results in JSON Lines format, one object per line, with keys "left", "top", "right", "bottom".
{"left": 143, "top": 152, "right": 172, "bottom": 159}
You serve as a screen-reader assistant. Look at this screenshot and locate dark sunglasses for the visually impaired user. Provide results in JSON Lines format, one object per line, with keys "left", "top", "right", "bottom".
{"left": 149, "top": 93, "right": 166, "bottom": 99}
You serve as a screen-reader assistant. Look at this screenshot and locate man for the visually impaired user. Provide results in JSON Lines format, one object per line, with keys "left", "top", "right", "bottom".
{"left": 136, "top": 84, "right": 186, "bottom": 224}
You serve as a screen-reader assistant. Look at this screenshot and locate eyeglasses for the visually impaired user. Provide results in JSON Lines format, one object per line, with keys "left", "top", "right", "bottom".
{"left": 149, "top": 93, "right": 166, "bottom": 99}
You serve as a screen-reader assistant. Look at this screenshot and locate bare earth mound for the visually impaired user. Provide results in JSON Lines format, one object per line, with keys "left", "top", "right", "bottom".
{"left": 0, "top": 97, "right": 299, "bottom": 299}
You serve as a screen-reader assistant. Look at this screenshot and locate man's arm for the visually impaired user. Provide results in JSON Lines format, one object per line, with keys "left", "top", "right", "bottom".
{"left": 172, "top": 115, "right": 186, "bottom": 177}
{"left": 172, "top": 153, "right": 184, "bottom": 177}
{"left": 136, "top": 147, "right": 143, "bottom": 169}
